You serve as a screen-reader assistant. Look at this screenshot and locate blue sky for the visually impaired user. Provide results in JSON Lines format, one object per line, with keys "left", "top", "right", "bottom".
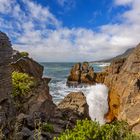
{"left": 0, "top": 0, "right": 140, "bottom": 62}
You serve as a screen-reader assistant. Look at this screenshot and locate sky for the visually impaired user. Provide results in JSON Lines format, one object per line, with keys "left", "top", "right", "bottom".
{"left": 0, "top": 0, "right": 140, "bottom": 62}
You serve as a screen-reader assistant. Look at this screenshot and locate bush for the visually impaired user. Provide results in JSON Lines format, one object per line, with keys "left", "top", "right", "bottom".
{"left": 12, "top": 71, "right": 35, "bottom": 97}
{"left": 20, "top": 51, "right": 29, "bottom": 57}
{"left": 42, "top": 123, "right": 54, "bottom": 133}
{"left": 54, "top": 119, "right": 140, "bottom": 140}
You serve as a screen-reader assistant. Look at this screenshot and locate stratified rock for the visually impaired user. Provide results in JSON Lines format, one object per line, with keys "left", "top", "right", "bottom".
{"left": 67, "top": 62, "right": 96, "bottom": 86}
{"left": 0, "top": 31, "right": 12, "bottom": 102}
{"left": 21, "top": 78, "right": 55, "bottom": 115}
{"left": 104, "top": 43, "right": 140, "bottom": 133}
{"left": 67, "top": 63, "right": 81, "bottom": 82}
{"left": 11, "top": 56, "right": 43, "bottom": 79}
{"left": 94, "top": 72, "right": 108, "bottom": 83}
{"left": 82, "top": 62, "right": 89, "bottom": 72}
{"left": 0, "top": 31, "right": 16, "bottom": 138}
{"left": 67, "top": 62, "right": 108, "bottom": 86}
{"left": 12, "top": 50, "right": 22, "bottom": 61}
{"left": 58, "top": 92, "right": 89, "bottom": 117}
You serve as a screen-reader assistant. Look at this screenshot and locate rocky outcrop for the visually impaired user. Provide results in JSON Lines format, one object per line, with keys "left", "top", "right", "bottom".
{"left": 0, "top": 32, "right": 13, "bottom": 102}
{"left": 11, "top": 52, "right": 43, "bottom": 79}
{"left": 11, "top": 50, "right": 53, "bottom": 116}
{"left": 104, "top": 43, "right": 140, "bottom": 133}
{"left": 58, "top": 92, "right": 89, "bottom": 117}
{"left": 67, "top": 62, "right": 108, "bottom": 86}
{"left": 0, "top": 32, "right": 16, "bottom": 137}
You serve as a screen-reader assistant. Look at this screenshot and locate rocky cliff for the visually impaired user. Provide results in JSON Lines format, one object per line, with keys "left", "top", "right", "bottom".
{"left": 104, "top": 43, "right": 140, "bottom": 133}
{"left": 0, "top": 35, "right": 88, "bottom": 139}
{"left": 0, "top": 32, "right": 16, "bottom": 138}
{"left": 0, "top": 32, "right": 13, "bottom": 102}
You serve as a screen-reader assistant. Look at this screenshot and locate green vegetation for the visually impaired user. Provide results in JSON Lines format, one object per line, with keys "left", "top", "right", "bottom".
{"left": 12, "top": 71, "right": 35, "bottom": 97}
{"left": 42, "top": 122, "right": 54, "bottom": 133}
{"left": 54, "top": 119, "right": 140, "bottom": 140}
{"left": 20, "top": 51, "right": 29, "bottom": 57}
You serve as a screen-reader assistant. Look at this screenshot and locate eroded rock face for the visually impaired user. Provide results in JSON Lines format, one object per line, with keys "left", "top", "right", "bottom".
{"left": 0, "top": 32, "right": 12, "bottom": 102}
{"left": 0, "top": 32, "right": 16, "bottom": 137}
{"left": 104, "top": 43, "right": 140, "bottom": 133}
{"left": 67, "top": 62, "right": 108, "bottom": 86}
{"left": 11, "top": 55, "right": 43, "bottom": 79}
{"left": 58, "top": 92, "right": 89, "bottom": 117}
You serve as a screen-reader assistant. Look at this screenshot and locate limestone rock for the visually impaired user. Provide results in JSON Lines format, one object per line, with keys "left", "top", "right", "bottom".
{"left": 58, "top": 92, "right": 89, "bottom": 117}
{"left": 67, "top": 62, "right": 108, "bottom": 86}
{"left": 67, "top": 62, "right": 96, "bottom": 86}
{"left": 104, "top": 43, "right": 140, "bottom": 133}
{"left": 67, "top": 63, "right": 81, "bottom": 82}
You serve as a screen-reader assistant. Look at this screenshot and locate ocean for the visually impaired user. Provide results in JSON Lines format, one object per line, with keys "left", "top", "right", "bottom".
{"left": 41, "top": 62, "right": 110, "bottom": 104}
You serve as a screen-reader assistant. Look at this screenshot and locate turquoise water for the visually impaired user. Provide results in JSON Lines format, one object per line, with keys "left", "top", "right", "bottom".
{"left": 41, "top": 62, "right": 110, "bottom": 104}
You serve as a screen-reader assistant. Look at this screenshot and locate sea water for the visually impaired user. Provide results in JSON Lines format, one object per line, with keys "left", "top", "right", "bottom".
{"left": 41, "top": 62, "right": 110, "bottom": 103}
{"left": 41, "top": 62, "right": 110, "bottom": 123}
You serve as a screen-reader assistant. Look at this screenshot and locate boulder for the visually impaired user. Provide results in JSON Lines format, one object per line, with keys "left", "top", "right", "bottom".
{"left": 58, "top": 92, "right": 89, "bottom": 117}
{"left": 104, "top": 43, "right": 140, "bottom": 133}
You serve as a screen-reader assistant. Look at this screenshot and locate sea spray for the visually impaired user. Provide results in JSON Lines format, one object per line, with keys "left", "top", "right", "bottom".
{"left": 86, "top": 84, "right": 109, "bottom": 124}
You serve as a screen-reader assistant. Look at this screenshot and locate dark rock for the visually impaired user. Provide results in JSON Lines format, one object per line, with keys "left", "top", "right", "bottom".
{"left": 0, "top": 31, "right": 12, "bottom": 102}
{"left": 21, "top": 127, "right": 32, "bottom": 137}
{"left": 0, "top": 31, "right": 16, "bottom": 138}
{"left": 58, "top": 92, "right": 89, "bottom": 118}
{"left": 11, "top": 56, "right": 43, "bottom": 79}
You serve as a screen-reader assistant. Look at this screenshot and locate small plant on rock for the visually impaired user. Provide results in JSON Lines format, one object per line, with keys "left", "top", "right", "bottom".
{"left": 20, "top": 51, "right": 29, "bottom": 57}
{"left": 42, "top": 122, "right": 54, "bottom": 133}
{"left": 12, "top": 71, "right": 35, "bottom": 97}
{"left": 54, "top": 119, "right": 140, "bottom": 140}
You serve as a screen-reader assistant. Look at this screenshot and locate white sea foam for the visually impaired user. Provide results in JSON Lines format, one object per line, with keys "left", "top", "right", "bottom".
{"left": 49, "top": 79, "right": 109, "bottom": 124}
{"left": 86, "top": 84, "right": 109, "bottom": 124}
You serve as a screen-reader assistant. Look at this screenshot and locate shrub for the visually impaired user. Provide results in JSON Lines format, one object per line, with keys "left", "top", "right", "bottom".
{"left": 20, "top": 51, "right": 29, "bottom": 57}
{"left": 12, "top": 71, "right": 35, "bottom": 97}
{"left": 42, "top": 123, "right": 54, "bottom": 133}
{"left": 54, "top": 119, "right": 140, "bottom": 140}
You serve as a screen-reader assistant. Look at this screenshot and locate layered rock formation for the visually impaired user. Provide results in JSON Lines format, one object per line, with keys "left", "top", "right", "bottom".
{"left": 0, "top": 32, "right": 15, "bottom": 137}
{"left": 0, "top": 32, "right": 13, "bottom": 102}
{"left": 67, "top": 62, "right": 107, "bottom": 86}
{"left": 104, "top": 44, "right": 140, "bottom": 133}
{"left": 8, "top": 47, "right": 89, "bottom": 139}
{"left": 11, "top": 51, "right": 43, "bottom": 79}
{"left": 10, "top": 50, "right": 52, "bottom": 116}
{"left": 58, "top": 92, "right": 89, "bottom": 117}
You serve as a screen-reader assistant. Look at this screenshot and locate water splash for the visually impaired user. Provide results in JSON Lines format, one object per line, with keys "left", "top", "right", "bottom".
{"left": 86, "top": 84, "right": 109, "bottom": 124}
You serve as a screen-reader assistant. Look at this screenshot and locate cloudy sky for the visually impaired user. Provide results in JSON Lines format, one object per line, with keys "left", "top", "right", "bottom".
{"left": 0, "top": 0, "right": 140, "bottom": 62}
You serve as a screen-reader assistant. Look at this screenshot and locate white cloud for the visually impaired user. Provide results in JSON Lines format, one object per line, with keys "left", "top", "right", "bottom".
{"left": 57, "top": 0, "right": 76, "bottom": 10}
{"left": 0, "top": 0, "right": 15, "bottom": 13}
{"left": 115, "top": 0, "right": 133, "bottom": 5}
{"left": 0, "top": 0, "right": 140, "bottom": 62}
